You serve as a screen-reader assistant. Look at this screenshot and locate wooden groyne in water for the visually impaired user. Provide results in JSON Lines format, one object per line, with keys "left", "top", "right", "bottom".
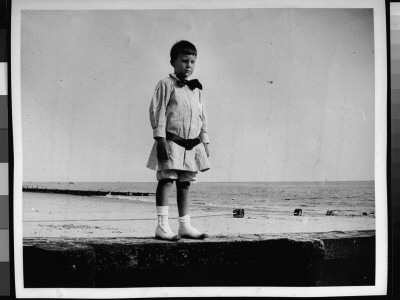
{"left": 22, "top": 187, "right": 155, "bottom": 197}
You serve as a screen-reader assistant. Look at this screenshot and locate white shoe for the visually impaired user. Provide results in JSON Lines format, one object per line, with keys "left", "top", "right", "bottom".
{"left": 155, "top": 224, "right": 181, "bottom": 241}
{"left": 178, "top": 223, "right": 208, "bottom": 239}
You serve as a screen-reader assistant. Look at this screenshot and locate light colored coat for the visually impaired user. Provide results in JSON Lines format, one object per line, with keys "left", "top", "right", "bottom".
{"left": 146, "top": 74, "right": 210, "bottom": 172}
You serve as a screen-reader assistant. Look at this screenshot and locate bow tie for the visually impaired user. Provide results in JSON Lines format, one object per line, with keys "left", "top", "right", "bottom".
{"left": 170, "top": 75, "right": 203, "bottom": 90}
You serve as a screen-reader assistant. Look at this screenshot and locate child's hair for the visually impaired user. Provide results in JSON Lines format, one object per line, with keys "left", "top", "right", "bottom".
{"left": 170, "top": 40, "right": 197, "bottom": 62}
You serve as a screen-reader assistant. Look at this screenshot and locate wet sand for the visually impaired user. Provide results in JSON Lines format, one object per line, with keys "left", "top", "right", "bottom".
{"left": 23, "top": 192, "right": 375, "bottom": 238}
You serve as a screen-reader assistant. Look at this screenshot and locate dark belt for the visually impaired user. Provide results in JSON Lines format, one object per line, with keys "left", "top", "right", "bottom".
{"left": 166, "top": 131, "right": 201, "bottom": 150}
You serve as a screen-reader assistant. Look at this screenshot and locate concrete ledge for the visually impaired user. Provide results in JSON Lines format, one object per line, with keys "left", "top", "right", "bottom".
{"left": 23, "top": 230, "right": 375, "bottom": 287}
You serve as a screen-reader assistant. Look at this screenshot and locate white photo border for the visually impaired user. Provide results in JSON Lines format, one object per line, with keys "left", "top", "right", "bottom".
{"left": 11, "top": 0, "right": 387, "bottom": 297}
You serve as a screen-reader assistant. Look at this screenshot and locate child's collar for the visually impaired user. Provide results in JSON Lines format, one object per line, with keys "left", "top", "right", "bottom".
{"left": 169, "top": 73, "right": 188, "bottom": 82}
{"left": 169, "top": 73, "right": 202, "bottom": 90}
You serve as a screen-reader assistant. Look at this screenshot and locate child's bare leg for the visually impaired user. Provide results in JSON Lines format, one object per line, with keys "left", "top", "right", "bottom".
{"left": 156, "top": 179, "right": 173, "bottom": 206}
{"left": 177, "top": 181, "right": 208, "bottom": 239}
{"left": 155, "top": 179, "right": 180, "bottom": 240}
{"left": 176, "top": 181, "right": 190, "bottom": 217}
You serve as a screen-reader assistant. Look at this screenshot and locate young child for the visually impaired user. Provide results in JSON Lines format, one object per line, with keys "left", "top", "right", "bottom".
{"left": 146, "top": 40, "right": 210, "bottom": 241}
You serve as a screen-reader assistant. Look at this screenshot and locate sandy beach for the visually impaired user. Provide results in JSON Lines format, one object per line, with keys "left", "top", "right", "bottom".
{"left": 23, "top": 191, "right": 376, "bottom": 238}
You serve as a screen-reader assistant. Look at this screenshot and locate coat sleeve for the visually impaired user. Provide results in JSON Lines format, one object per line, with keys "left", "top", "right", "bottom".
{"left": 149, "top": 80, "right": 171, "bottom": 139}
{"left": 199, "top": 89, "right": 210, "bottom": 144}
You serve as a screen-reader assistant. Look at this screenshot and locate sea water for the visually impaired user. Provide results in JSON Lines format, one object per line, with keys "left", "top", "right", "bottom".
{"left": 23, "top": 181, "right": 375, "bottom": 217}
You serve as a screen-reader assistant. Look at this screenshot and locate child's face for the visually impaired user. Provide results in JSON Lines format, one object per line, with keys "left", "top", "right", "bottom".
{"left": 172, "top": 54, "right": 197, "bottom": 79}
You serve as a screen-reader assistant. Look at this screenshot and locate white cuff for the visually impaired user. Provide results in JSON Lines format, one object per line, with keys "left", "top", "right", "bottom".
{"left": 156, "top": 206, "right": 169, "bottom": 215}
{"left": 178, "top": 215, "right": 190, "bottom": 223}
{"left": 153, "top": 127, "right": 166, "bottom": 139}
{"left": 200, "top": 133, "right": 210, "bottom": 144}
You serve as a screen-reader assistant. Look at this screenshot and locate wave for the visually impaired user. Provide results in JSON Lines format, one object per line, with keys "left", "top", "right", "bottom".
{"left": 101, "top": 194, "right": 155, "bottom": 204}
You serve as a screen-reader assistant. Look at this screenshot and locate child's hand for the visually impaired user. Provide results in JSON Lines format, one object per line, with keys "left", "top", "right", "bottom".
{"left": 204, "top": 143, "right": 210, "bottom": 157}
{"left": 156, "top": 138, "right": 169, "bottom": 162}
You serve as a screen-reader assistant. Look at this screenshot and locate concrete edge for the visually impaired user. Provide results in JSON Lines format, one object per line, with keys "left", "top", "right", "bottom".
{"left": 23, "top": 230, "right": 375, "bottom": 287}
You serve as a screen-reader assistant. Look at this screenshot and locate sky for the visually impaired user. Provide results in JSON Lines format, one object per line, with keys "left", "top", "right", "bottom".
{"left": 20, "top": 8, "right": 375, "bottom": 182}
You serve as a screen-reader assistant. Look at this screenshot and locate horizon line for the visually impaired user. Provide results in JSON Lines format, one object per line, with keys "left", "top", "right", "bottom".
{"left": 22, "top": 179, "right": 375, "bottom": 183}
